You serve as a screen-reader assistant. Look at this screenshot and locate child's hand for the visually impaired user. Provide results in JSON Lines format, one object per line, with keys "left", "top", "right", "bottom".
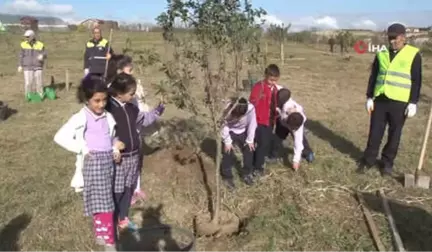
{"left": 224, "top": 143, "right": 232, "bottom": 153}
{"left": 292, "top": 162, "right": 300, "bottom": 171}
{"left": 114, "top": 141, "right": 125, "bottom": 151}
{"left": 245, "top": 142, "right": 255, "bottom": 151}
{"left": 113, "top": 151, "right": 121, "bottom": 164}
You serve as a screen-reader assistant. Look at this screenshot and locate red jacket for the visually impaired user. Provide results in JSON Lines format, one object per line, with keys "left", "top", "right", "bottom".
{"left": 249, "top": 80, "right": 278, "bottom": 126}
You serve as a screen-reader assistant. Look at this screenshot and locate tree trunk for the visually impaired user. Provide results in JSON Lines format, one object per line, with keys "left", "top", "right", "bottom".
{"left": 211, "top": 130, "right": 221, "bottom": 224}
{"left": 280, "top": 41, "right": 284, "bottom": 65}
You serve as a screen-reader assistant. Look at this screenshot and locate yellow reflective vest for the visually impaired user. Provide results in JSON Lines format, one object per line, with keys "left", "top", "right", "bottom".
{"left": 374, "top": 45, "right": 419, "bottom": 103}
{"left": 84, "top": 38, "right": 111, "bottom": 74}
{"left": 19, "top": 40, "right": 46, "bottom": 70}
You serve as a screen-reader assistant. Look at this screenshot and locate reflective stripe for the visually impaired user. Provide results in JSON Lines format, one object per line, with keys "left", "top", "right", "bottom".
{"left": 21, "top": 41, "right": 44, "bottom": 50}
{"left": 375, "top": 80, "right": 411, "bottom": 89}
{"left": 86, "top": 38, "right": 108, "bottom": 48}
{"left": 378, "top": 70, "right": 411, "bottom": 80}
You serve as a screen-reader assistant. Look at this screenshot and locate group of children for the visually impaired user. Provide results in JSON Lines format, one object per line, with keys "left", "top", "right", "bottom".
{"left": 220, "top": 64, "right": 315, "bottom": 189}
{"left": 54, "top": 54, "right": 164, "bottom": 250}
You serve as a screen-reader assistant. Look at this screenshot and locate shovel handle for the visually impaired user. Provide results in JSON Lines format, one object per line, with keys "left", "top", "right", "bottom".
{"left": 417, "top": 102, "right": 432, "bottom": 173}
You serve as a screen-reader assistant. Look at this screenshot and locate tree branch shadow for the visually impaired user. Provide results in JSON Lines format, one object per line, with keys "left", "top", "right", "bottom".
{"left": 360, "top": 191, "right": 432, "bottom": 251}
{"left": 306, "top": 119, "right": 363, "bottom": 161}
{"left": 119, "top": 204, "right": 194, "bottom": 251}
{"left": 0, "top": 213, "right": 32, "bottom": 251}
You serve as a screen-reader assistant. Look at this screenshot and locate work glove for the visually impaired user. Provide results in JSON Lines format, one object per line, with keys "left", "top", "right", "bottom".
{"left": 366, "top": 98, "right": 374, "bottom": 114}
{"left": 155, "top": 103, "right": 165, "bottom": 116}
{"left": 84, "top": 68, "right": 89, "bottom": 77}
{"left": 37, "top": 54, "right": 44, "bottom": 61}
{"left": 17, "top": 66, "right": 22, "bottom": 72}
{"left": 405, "top": 103, "right": 417, "bottom": 118}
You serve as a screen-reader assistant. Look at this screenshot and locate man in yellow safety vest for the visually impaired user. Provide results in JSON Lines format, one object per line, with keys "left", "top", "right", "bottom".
{"left": 18, "top": 29, "right": 47, "bottom": 99}
{"left": 357, "top": 23, "right": 422, "bottom": 176}
{"left": 83, "top": 27, "right": 113, "bottom": 78}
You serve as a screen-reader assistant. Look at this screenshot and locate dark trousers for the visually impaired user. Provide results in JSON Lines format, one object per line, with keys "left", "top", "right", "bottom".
{"left": 114, "top": 187, "right": 133, "bottom": 221}
{"left": 273, "top": 119, "right": 313, "bottom": 158}
{"left": 253, "top": 124, "right": 274, "bottom": 171}
{"left": 221, "top": 131, "right": 254, "bottom": 179}
{"left": 363, "top": 99, "right": 407, "bottom": 169}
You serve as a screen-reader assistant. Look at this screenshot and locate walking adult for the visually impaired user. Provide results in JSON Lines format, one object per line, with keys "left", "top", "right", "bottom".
{"left": 18, "top": 29, "right": 47, "bottom": 99}
{"left": 357, "top": 23, "right": 422, "bottom": 176}
{"left": 83, "top": 27, "right": 113, "bottom": 78}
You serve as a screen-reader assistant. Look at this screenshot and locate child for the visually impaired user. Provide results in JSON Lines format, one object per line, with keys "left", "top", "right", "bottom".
{"left": 248, "top": 64, "right": 283, "bottom": 177}
{"left": 108, "top": 54, "right": 149, "bottom": 205}
{"left": 221, "top": 97, "right": 257, "bottom": 190}
{"left": 274, "top": 88, "right": 315, "bottom": 170}
{"left": 53, "top": 75, "right": 122, "bottom": 249}
{"left": 106, "top": 73, "right": 164, "bottom": 231}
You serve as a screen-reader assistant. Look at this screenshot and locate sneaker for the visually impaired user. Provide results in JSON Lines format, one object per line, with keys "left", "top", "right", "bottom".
{"left": 356, "top": 160, "right": 373, "bottom": 174}
{"left": 131, "top": 190, "right": 147, "bottom": 206}
{"left": 253, "top": 169, "right": 264, "bottom": 178}
{"left": 118, "top": 217, "right": 138, "bottom": 231}
{"left": 95, "top": 237, "right": 105, "bottom": 246}
{"left": 242, "top": 175, "right": 254, "bottom": 186}
{"left": 222, "top": 178, "right": 235, "bottom": 191}
{"left": 381, "top": 167, "right": 393, "bottom": 177}
{"left": 305, "top": 152, "right": 315, "bottom": 163}
{"left": 74, "top": 187, "right": 83, "bottom": 193}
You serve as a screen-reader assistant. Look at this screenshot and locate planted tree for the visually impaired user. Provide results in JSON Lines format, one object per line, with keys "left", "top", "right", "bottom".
{"left": 156, "top": 0, "right": 265, "bottom": 236}
{"left": 267, "top": 23, "right": 291, "bottom": 64}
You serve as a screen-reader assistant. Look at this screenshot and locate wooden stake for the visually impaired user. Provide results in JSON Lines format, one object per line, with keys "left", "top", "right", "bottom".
{"left": 103, "top": 28, "right": 114, "bottom": 80}
{"left": 378, "top": 189, "right": 405, "bottom": 252}
{"left": 356, "top": 192, "right": 386, "bottom": 252}
{"left": 65, "top": 69, "right": 69, "bottom": 91}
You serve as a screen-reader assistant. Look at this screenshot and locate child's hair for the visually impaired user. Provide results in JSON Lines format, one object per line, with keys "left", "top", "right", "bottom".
{"left": 284, "top": 112, "right": 304, "bottom": 131}
{"left": 108, "top": 72, "right": 137, "bottom": 96}
{"left": 264, "top": 64, "right": 280, "bottom": 77}
{"left": 277, "top": 88, "right": 291, "bottom": 109}
{"left": 77, "top": 74, "right": 108, "bottom": 103}
{"left": 116, "top": 55, "right": 132, "bottom": 70}
{"left": 225, "top": 97, "right": 249, "bottom": 119}
{"left": 106, "top": 54, "right": 132, "bottom": 84}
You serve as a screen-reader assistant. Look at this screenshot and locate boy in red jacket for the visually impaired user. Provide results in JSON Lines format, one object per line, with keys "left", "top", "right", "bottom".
{"left": 249, "top": 64, "right": 283, "bottom": 177}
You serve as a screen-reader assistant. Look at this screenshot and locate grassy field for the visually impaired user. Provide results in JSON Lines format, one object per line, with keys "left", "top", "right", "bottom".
{"left": 1, "top": 30, "right": 432, "bottom": 251}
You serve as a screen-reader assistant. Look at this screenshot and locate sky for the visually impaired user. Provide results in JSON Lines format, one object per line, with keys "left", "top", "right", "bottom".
{"left": 0, "top": 0, "right": 431, "bottom": 31}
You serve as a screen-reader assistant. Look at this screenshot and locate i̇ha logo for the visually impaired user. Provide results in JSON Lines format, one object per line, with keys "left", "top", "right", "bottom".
{"left": 353, "top": 40, "right": 387, "bottom": 54}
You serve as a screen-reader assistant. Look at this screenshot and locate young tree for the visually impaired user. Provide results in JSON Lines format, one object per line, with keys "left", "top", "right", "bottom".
{"left": 267, "top": 23, "right": 291, "bottom": 64}
{"left": 156, "top": 0, "right": 265, "bottom": 235}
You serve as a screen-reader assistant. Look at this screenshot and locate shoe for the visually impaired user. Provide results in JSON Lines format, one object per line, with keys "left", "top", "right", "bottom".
{"left": 131, "top": 190, "right": 147, "bottom": 206}
{"left": 356, "top": 161, "right": 372, "bottom": 174}
{"left": 265, "top": 157, "right": 281, "bottom": 164}
{"left": 242, "top": 175, "right": 254, "bottom": 186}
{"left": 305, "top": 152, "right": 315, "bottom": 163}
{"left": 104, "top": 244, "right": 117, "bottom": 251}
{"left": 74, "top": 187, "right": 83, "bottom": 193}
{"left": 118, "top": 217, "right": 138, "bottom": 231}
{"left": 95, "top": 237, "right": 105, "bottom": 246}
{"left": 253, "top": 169, "right": 264, "bottom": 178}
{"left": 222, "top": 178, "right": 235, "bottom": 191}
{"left": 381, "top": 167, "right": 393, "bottom": 177}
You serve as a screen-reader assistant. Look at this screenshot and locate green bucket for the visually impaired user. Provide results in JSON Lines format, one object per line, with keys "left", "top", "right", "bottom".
{"left": 26, "top": 92, "right": 43, "bottom": 103}
{"left": 44, "top": 87, "right": 56, "bottom": 100}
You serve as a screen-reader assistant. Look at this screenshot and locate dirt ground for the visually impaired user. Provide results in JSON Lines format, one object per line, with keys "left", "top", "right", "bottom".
{"left": 1, "top": 31, "right": 432, "bottom": 251}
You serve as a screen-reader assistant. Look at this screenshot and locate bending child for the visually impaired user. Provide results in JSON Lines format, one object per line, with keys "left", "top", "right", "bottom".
{"left": 221, "top": 97, "right": 257, "bottom": 190}
{"left": 274, "top": 88, "right": 314, "bottom": 170}
{"left": 54, "top": 75, "right": 122, "bottom": 249}
{"left": 106, "top": 73, "right": 165, "bottom": 231}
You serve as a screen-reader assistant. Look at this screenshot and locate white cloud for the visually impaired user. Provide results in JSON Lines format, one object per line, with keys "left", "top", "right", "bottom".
{"left": 1, "top": 0, "right": 76, "bottom": 20}
{"left": 351, "top": 19, "right": 377, "bottom": 30}
{"left": 259, "top": 14, "right": 284, "bottom": 26}
{"left": 288, "top": 16, "right": 339, "bottom": 32}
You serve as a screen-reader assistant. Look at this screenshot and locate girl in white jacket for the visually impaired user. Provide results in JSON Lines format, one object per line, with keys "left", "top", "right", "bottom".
{"left": 54, "top": 75, "right": 123, "bottom": 249}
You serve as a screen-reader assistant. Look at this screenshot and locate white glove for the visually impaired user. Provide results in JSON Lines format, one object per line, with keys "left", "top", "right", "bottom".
{"left": 37, "top": 54, "right": 44, "bottom": 61}
{"left": 84, "top": 68, "right": 89, "bottom": 77}
{"left": 366, "top": 98, "right": 374, "bottom": 114}
{"left": 405, "top": 103, "right": 417, "bottom": 118}
{"left": 17, "top": 66, "right": 22, "bottom": 72}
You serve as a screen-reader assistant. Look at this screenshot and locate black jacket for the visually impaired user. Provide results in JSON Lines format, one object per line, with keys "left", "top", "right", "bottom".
{"left": 84, "top": 38, "right": 114, "bottom": 75}
{"left": 106, "top": 97, "right": 140, "bottom": 155}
